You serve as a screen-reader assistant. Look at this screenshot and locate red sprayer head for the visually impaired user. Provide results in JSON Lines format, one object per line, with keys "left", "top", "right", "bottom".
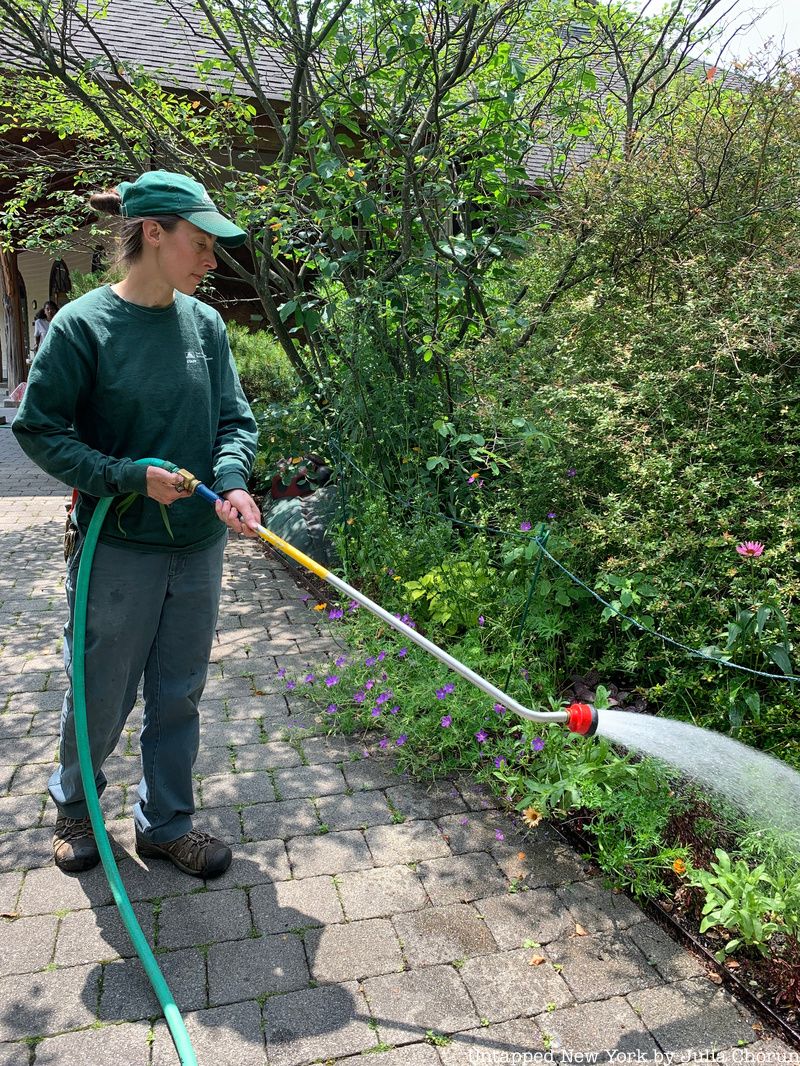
{"left": 565, "top": 702, "right": 599, "bottom": 737}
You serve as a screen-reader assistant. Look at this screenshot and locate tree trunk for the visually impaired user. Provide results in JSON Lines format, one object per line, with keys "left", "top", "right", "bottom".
{"left": 0, "top": 247, "right": 27, "bottom": 390}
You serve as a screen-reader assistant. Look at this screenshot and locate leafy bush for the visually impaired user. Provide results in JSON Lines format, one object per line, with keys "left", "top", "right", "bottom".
{"left": 226, "top": 321, "right": 294, "bottom": 406}
{"left": 688, "top": 849, "right": 785, "bottom": 961}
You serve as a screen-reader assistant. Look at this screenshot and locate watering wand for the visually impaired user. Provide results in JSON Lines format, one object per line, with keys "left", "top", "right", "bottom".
{"left": 177, "top": 468, "right": 598, "bottom": 737}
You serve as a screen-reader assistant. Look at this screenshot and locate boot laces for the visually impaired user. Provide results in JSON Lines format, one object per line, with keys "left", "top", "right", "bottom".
{"left": 170, "top": 829, "right": 216, "bottom": 864}
{"left": 56, "top": 817, "right": 94, "bottom": 843}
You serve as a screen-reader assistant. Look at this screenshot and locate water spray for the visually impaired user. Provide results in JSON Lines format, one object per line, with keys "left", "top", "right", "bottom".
{"left": 177, "top": 468, "right": 598, "bottom": 737}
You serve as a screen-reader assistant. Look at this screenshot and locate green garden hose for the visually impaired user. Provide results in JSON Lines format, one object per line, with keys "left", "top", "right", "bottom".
{"left": 71, "top": 457, "right": 197, "bottom": 1066}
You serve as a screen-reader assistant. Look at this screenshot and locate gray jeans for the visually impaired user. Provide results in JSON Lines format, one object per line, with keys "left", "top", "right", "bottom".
{"left": 50, "top": 532, "right": 226, "bottom": 842}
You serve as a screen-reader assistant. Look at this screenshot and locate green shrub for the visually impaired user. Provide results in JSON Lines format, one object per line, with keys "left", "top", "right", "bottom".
{"left": 226, "top": 321, "right": 294, "bottom": 406}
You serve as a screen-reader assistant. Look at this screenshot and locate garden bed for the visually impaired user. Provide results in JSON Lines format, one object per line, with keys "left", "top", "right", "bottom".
{"left": 552, "top": 816, "right": 800, "bottom": 1048}
{"left": 262, "top": 543, "right": 800, "bottom": 1050}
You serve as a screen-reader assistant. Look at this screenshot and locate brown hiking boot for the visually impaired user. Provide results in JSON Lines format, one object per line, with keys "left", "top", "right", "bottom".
{"left": 53, "top": 817, "right": 100, "bottom": 873}
{"left": 135, "top": 828, "right": 232, "bottom": 879}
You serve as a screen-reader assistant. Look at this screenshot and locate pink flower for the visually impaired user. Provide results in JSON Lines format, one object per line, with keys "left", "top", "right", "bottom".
{"left": 736, "top": 541, "right": 764, "bottom": 558}
{"left": 519, "top": 521, "right": 532, "bottom": 532}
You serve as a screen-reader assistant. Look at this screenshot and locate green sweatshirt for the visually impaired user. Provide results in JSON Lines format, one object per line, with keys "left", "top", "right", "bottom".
{"left": 13, "top": 285, "right": 258, "bottom": 553}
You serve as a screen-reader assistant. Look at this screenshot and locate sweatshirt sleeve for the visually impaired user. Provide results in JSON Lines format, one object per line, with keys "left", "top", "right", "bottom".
{"left": 209, "top": 319, "right": 258, "bottom": 494}
{"left": 12, "top": 321, "right": 148, "bottom": 497}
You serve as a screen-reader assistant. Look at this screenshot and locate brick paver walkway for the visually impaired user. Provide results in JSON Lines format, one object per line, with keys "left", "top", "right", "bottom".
{"left": 0, "top": 420, "right": 795, "bottom": 1065}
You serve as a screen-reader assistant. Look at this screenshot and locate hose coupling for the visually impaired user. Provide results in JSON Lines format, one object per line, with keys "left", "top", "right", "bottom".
{"left": 177, "top": 469, "right": 201, "bottom": 495}
{"left": 565, "top": 702, "right": 599, "bottom": 736}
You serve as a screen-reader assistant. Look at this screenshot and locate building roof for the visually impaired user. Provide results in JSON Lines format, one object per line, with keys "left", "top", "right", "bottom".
{"left": 4, "top": 0, "right": 293, "bottom": 100}
{"left": 0, "top": 0, "right": 751, "bottom": 189}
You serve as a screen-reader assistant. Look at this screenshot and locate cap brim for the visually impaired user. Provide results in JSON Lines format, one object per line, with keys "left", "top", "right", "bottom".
{"left": 179, "top": 209, "right": 248, "bottom": 248}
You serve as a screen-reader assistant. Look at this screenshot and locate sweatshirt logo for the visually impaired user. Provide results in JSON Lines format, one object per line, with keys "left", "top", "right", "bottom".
{"left": 186, "top": 350, "right": 210, "bottom": 367}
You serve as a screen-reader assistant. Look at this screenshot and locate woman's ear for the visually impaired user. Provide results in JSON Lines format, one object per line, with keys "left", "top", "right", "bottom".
{"left": 141, "top": 219, "right": 161, "bottom": 248}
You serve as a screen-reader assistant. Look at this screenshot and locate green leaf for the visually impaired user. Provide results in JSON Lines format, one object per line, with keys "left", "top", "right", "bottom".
{"left": 278, "top": 300, "right": 298, "bottom": 322}
{"left": 768, "top": 645, "right": 793, "bottom": 675}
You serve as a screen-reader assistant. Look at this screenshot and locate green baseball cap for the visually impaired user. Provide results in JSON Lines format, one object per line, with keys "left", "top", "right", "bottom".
{"left": 116, "top": 170, "right": 247, "bottom": 248}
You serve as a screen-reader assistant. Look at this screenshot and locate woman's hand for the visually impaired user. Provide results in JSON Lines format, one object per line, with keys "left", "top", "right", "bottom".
{"left": 215, "top": 488, "right": 261, "bottom": 537}
{"left": 146, "top": 466, "right": 192, "bottom": 505}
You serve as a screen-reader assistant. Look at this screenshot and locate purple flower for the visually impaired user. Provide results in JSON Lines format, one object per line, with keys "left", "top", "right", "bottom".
{"left": 493, "top": 703, "right": 506, "bottom": 716}
{"left": 389, "top": 705, "right": 399, "bottom": 715}
{"left": 520, "top": 521, "right": 532, "bottom": 532}
{"left": 276, "top": 667, "right": 287, "bottom": 680}
{"left": 737, "top": 541, "right": 765, "bottom": 558}
{"left": 328, "top": 608, "right": 344, "bottom": 620}
{"left": 396, "top": 734, "right": 407, "bottom": 746}
{"left": 532, "top": 736, "right": 545, "bottom": 752}
{"left": 547, "top": 512, "right": 556, "bottom": 519}
{"left": 377, "top": 651, "right": 386, "bottom": 662}
{"left": 376, "top": 691, "right": 391, "bottom": 705}
{"left": 348, "top": 600, "right": 359, "bottom": 612}
{"left": 325, "top": 675, "right": 339, "bottom": 687}
{"left": 304, "top": 673, "right": 315, "bottom": 684}
{"left": 353, "top": 691, "right": 366, "bottom": 704}
{"left": 398, "top": 647, "right": 408, "bottom": 658}
{"left": 494, "top": 756, "right": 506, "bottom": 768}
{"left": 335, "top": 655, "right": 347, "bottom": 667}
{"left": 365, "top": 679, "right": 375, "bottom": 691}
{"left": 371, "top": 707, "right": 381, "bottom": 717}
{"left": 475, "top": 730, "right": 488, "bottom": 743}
{"left": 365, "top": 656, "right": 377, "bottom": 667}
{"left": 286, "top": 680, "right": 296, "bottom": 691}
{"left": 379, "top": 736, "right": 389, "bottom": 750}
{"left": 567, "top": 468, "right": 577, "bottom": 477}
{"left": 495, "top": 829, "right": 505, "bottom": 841}
{"left": 362, "top": 748, "right": 371, "bottom": 758}
{"left": 301, "top": 594, "right": 311, "bottom": 602}
{"left": 441, "top": 715, "right": 452, "bottom": 728}
{"left": 459, "top": 816, "right": 469, "bottom": 826}
{"left": 380, "top": 671, "right": 388, "bottom": 681}
{"left": 478, "top": 615, "right": 485, "bottom": 627}
{"left": 400, "top": 613, "right": 416, "bottom": 629}
{"left": 326, "top": 703, "right": 338, "bottom": 714}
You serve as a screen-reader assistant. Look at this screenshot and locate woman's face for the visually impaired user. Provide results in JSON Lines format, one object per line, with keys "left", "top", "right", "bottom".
{"left": 149, "top": 219, "right": 218, "bottom": 295}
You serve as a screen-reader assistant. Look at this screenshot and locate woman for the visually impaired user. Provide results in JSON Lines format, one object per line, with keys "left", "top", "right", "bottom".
{"left": 13, "top": 170, "right": 261, "bottom": 879}
{"left": 32, "top": 300, "right": 58, "bottom": 356}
